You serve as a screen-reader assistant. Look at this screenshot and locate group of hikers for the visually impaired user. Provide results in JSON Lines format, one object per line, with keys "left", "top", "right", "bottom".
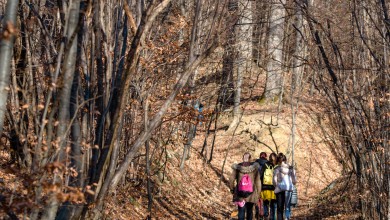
{"left": 229, "top": 151, "right": 297, "bottom": 220}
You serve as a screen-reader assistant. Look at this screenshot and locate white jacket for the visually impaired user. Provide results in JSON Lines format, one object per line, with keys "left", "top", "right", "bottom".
{"left": 273, "top": 162, "right": 297, "bottom": 193}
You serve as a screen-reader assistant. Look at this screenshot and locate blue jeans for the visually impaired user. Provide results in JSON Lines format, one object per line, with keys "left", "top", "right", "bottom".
{"left": 238, "top": 202, "right": 254, "bottom": 220}
{"left": 264, "top": 199, "right": 277, "bottom": 219}
{"left": 285, "top": 191, "right": 292, "bottom": 219}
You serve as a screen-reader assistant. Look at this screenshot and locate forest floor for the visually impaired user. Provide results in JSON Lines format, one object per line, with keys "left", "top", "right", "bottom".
{"left": 103, "top": 98, "right": 361, "bottom": 219}
{"left": 0, "top": 77, "right": 362, "bottom": 219}
{"left": 0, "top": 100, "right": 361, "bottom": 219}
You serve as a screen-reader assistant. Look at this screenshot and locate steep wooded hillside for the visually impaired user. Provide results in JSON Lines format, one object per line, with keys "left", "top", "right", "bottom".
{"left": 99, "top": 99, "right": 347, "bottom": 219}
{"left": 0, "top": 0, "right": 387, "bottom": 219}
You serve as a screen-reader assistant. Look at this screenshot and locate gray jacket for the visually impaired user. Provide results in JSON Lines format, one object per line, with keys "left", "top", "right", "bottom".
{"left": 273, "top": 162, "right": 297, "bottom": 193}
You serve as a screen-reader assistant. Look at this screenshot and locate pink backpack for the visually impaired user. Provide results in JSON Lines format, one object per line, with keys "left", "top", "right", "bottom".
{"left": 237, "top": 174, "right": 253, "bottom": 198}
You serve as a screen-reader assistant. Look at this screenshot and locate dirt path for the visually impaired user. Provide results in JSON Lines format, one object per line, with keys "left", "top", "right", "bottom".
{"left": 143, "top": 101, "right": 343, "bottom": 219}
{"left": 65, "top": 101, "right": 344, "bottom": 219}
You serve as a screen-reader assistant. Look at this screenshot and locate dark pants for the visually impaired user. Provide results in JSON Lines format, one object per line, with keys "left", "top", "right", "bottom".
{"left": 255, "top": 199, "right": 276, "bottom": 219}
{"left": 276, "top": 192, "right": 285, "bottom": 220}
{"left": 264, "top": 199, "right": 277, "bottom": 220}
{"left": 238, "top": 202, "right": 254, "bottom": 220}
{"left": 276, "top": 191, "right": 293, "bottom": 220}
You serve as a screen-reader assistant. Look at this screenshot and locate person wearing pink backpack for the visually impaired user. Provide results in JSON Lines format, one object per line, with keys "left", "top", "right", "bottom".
{"left": 229, "top": 152, "right": 262, "bottom": 220}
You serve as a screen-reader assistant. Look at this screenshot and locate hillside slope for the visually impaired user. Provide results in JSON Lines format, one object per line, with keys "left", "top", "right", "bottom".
{"left": 0, "top": 100, "right": 358, "bottom": 219}
{"left": 103, "top": 100, "right": 345, "bottom": 219}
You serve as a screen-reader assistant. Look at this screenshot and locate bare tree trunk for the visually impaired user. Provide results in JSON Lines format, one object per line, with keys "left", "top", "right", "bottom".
{"left": 208, "top": 108, "right": 219, "bottom": 163}
{"left": 94, "top": 42, "right": 218, "bottom": 216}
{"left": 88, "top": 1, "right": 174, "bottom": 218}
{"left": 229, "top": 0, "right": 252, "bottom": 131}
{"left": 387, "top": 145, "right": 390, "bottom": 220}
{"left": 263, "top": 0, "right": 286, "bottom": 100}
{"left": 0, "top": 0, "right": 19, "bottom": 134}
{"left": 57, "top": 0, "right": 81, "bottom": 162}
{"left": 89, "top": 0, "right": 106, "bottom": 188}
{"left": 180, "top": 123, "right": 196, "bottom": 169}
{"left": 220, "top": 0, "right": 237, "bottom": 109}
{"left": 136, "top": 0, "right": 145, "bottom": 27}
{"left": 200, "top": 112, "right": 214, "bottom": 160}
{"left": 144, "top": 97, "right": 153, "bottom": 220}
{"left": 290, "top": 0, "right": 305, "bottom": 164}
{"left": 179, "top": 0, "right": 202, "bottom": 170}
{"left": 42, "top": 1, "right": 80, "bottom": 219}
{"left": 56, "top": 6, "right": 86, "bottom": 217}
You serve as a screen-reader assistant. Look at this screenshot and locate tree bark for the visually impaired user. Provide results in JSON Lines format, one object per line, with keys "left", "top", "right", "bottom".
{"left": 89, "top": 0, "right": 106, "bottom": 187}
{"left": 56, "top": 5, "right": 86, "bottom": 217}
{"left": 42, "top": 1, "right": 80, "bottom": 219}
{"left": 263, "top": 0, "right": 286, "bottom": 100}
{"left": 144, "top": 97, "right": 153, "bottom": 220}
{"left": 0, "top": 0, "right": 19, "bottom": 134}
{"left": 94, "top": 41, "right": 218, "bottom": 216}
{"left": 290, "top": 0, "right": 305, "bottom": 165}
{"left": 88, "top": 1, "right": 174, "bottom": 218}
{"left": 229, "top": 0, "right": 252, "bottom": 131}
{"left": 179, "top": 0, "right": 202, "bottom": 170}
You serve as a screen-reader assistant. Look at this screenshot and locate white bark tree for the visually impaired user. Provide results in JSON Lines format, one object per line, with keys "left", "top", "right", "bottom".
{"left": 0, "top": 0, "right": 19, "bottom": 134}
{"left": 229, "top": 0, "right": 253, "bottom": 130}
{"left": 263, "top": 0, "right": 286, "bottom": 100}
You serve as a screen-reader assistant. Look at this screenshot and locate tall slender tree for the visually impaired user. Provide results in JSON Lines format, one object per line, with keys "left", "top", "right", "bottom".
{"left": 263, "top": 0, "right": 286, "bottom": 100}
{"left": 42, "top": 0, "right": 81, "bottom": 218}
{"left": 0, "top": 0, "right": 19, "bottom": 134}
{"left": 229, "top": 0, "right": 253, "bottom": 130}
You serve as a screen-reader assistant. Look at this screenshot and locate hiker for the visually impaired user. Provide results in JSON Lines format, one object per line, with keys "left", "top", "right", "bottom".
{"left": 258, "top": 153, "right": 277, "bottom": 220}
{"left": 273, "top": 153, "right": 297, "bottom": 220}
{"left": 229, "top": 152, "right": 262, "bottom": 220}
{"left": 269, "top": 153, "right": 278, "bottom": 219}
{"left": 256, "top": 152, "right": 268, "bottom": 167}
{"left": 254, "top": 152, "right": 267, "bottom": 219}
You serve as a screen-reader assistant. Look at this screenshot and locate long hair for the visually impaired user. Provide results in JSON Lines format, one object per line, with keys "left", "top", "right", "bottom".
{"left": 277, "top": 153, "right": 287, "bottom": 164}
{"left": 269, "top": 152, "right": 277, "bottom": 165}
{"left": 243, "top": 152, "right": 251, "bottom": 162}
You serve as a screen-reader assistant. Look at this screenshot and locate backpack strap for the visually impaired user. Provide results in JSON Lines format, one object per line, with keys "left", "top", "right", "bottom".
{"left": 261, "top": 163, "right": 269, "bottom": 179}
{"left": 236, "top": 168, "right": 239, "bottom": 181}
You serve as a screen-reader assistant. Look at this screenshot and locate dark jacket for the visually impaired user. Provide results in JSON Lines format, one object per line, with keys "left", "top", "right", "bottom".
{"left": 260, "top": 161, "right": 275, "bottom": 191}
{"left": 255, "top": 158, "right": 268, "bottom": 167}
{"left": 229, "top": 162, "right": 261, "bottom": 204}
